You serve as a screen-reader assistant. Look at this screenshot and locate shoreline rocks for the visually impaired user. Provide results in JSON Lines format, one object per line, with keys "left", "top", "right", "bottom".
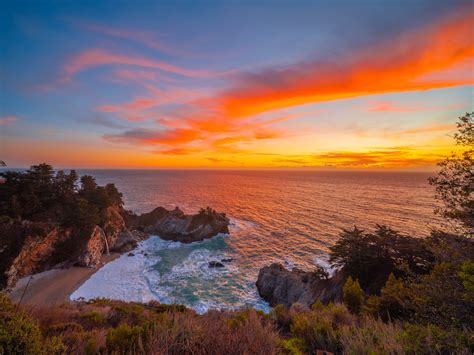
{"left": 125, "top": 206, "right": 230, "bottom": 243}
{"left": 256, "top": 263, "right": 346, "bottom": 308}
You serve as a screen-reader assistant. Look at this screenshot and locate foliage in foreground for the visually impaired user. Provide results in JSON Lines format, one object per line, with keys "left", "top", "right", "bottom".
{"left": 1, "top": 293, "right": 472, "bottom": 355}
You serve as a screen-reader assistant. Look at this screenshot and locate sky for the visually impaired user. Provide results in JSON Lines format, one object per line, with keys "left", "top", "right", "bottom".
{"left": 0, "top": 0, "right": 473, "bottom": 169}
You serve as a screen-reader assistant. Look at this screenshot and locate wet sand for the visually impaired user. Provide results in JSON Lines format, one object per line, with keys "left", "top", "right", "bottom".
{"left": 8, "top": 253, "right": 120, "bottom": 307}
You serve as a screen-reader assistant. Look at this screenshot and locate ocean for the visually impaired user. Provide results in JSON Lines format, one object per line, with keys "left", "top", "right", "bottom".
{"left": 70, "top": 170, "right": 440, "bottom": 313}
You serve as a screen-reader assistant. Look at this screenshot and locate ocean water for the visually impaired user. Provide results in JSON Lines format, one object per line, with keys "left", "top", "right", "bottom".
{"left": 71, "top": 170, "right": 439, "bottom": 312}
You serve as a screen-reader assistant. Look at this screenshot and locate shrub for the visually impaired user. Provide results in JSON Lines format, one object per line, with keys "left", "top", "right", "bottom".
{"left": 339, "top": 316, "right": 404, "bottom": 354}
{"left": 400, "top": 323, "right": 473, "bottom": 354}
{"left": 364, "top": 273, "right": 410, "bottom": 321}
{"left": 459, "top": 262, "right": 474, "bottom": 294}
{"left": 0, "top": 293, "right": 65, "bottom": 355}
{"left": 343, "top": 276, "right": 364, "bottom": 315}
{"left": 106, "top": 323, "right": 144, "bottom": 352}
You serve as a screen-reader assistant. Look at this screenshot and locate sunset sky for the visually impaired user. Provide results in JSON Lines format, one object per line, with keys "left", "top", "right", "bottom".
{"left": 1, "top": 0, "right": 473, "bottom": 169}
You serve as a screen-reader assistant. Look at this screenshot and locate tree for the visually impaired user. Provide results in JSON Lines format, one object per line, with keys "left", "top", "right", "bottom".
{"left": 329, "top": 225, "right": 434, "bottom": 292}
{"left": 429, "top": 112, "right": 473, "bottom": 237}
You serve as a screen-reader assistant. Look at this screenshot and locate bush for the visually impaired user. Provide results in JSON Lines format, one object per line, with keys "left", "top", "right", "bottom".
{"left": 339, "top": 316, "right": 404, "bottom": 354}
{"left": 343, "top": 276, "right": 364, "bottom": 315}
{"left": 400, "top": 323, "right": 473, "bottom": 354}
{"left": 0, "top": 293, "right": 65, "bottom": 354}
{"left": 106, "top": 323, "right": 144, "bottom": 352}
{"left": 364, "top": 273, "right": 410, "bottom": 321}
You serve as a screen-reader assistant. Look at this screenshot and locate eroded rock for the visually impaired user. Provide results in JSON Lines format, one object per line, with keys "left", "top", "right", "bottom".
{"left": 256, "top": 263, "right": 346, "bottom": 308}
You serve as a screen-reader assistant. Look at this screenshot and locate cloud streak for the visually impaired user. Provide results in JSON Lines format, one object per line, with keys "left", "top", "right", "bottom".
{"left": 0, "top": 115, "right": 18, "bottom": 125}
{"left": 63, "top": 49, "right": 222, "bottom": 80}
{"left": 217, "top": 5, "right": 473, "bottom": 118}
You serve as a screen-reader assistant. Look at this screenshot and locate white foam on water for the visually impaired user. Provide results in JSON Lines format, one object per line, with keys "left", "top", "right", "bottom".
{"left": 70, "top": 236, "right": 174, "bottom": 303}
{"left": 70, "top": 234, "right": 269, "bottom": 314}
{"left": 313, "top": 254, "right": 337, "bottom": 277}
{"left": 229, "top": 218, "right": 258, "bottom": 232}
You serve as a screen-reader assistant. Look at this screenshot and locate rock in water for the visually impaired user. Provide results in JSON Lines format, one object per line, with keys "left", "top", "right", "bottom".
{"left": 124, "top": 207, "right": 230, "bottom": 243}
{"left": 208, "top": 261, "right": 225, "bottom": 268}
{"left": 256, "top": 263, "right": 346, "bottom": 308}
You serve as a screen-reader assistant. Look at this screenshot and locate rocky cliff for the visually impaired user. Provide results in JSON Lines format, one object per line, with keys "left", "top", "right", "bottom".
{"left": 256, "top": 263, "right": 346, "bottom": 308}
{"left": 0, "top": 205, "right": 128, "bottom": 289}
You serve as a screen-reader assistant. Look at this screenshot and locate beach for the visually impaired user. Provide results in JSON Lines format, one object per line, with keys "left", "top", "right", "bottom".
{"left": 8, "top": 253, "right": 120, "bottom": 307}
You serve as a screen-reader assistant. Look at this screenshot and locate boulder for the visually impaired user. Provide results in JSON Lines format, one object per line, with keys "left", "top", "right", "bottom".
{"left": 111, "top": 230, "right": 139, "bottom": 253}
{"left": 208, "top": 261, "right": 225, "bottom": 268}
{"left": 256, "top": 263, "right": 346, "bottom": 308}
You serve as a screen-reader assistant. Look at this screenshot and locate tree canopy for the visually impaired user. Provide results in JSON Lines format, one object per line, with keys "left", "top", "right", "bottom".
{"left": 429, "top": 112, "right": 473, "bottom": 237}
{"left": 0, "top": 163, "right": 123, "bottom": 229}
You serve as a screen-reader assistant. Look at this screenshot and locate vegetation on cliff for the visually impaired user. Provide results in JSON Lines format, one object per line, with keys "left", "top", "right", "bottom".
{"left": 0, "top": 166, "right": 126, "bottom": 289}
{"left": 0, "top": 164, "right": 123, "bottom": 228}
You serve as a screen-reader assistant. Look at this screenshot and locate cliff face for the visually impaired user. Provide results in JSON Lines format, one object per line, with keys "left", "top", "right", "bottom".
{"left": 125, "top": 207, "right": 230, "bottom": 243}
{"left": 0, "top": 205, "right": 127, "bottom": 289}
{"left": 4, "top": 223, "right": 71, "bottom": 289}
{"left": 256, "top": 263, "right": 346, "bottom": 308}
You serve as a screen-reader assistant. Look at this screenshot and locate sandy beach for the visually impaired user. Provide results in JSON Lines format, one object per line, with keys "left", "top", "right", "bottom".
{"left": 8, "top": 253, "right": 120, "bottom": 307}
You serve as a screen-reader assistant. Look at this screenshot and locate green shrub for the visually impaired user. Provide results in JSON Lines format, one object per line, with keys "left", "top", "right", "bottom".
{"left": 0, "top": 293, "right": 44, "bottom": 354}
{"left": 364, "top": 273, "right": 410, "bottom": 321}
{"left": 459, "top": 262, "right": 474, "bottom": 294}
{"left": 400, "top": 323, "right": 473, "bottom": 354}
{"left": 339, "top": 316, "right": 404, "bottom": 354}
{"left": 343, "top": 276, "right": 364, "bottom": 315}
{"left": 80, "top": 311, "right": 105, "bottom": 324}
{"left": 279, "top": 337, "right": 307, "bottom": 354}
{"left": 106, "top": 323, "right": 144, "bottom": 352}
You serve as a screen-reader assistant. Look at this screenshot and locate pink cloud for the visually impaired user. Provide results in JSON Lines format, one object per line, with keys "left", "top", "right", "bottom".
{"left": 113, "top": 69, "right": 176, "bottom": 84}
{"left": 63, "top": 49, "right": 221, "bottom": 79}
{"left": 0, "top": 115, "right": 18, "bottom": 125}
{"left": 366, "top": 101, "right": 424, "bottom": 112}
{"left": 366, "top": 101, "right": 465, "bottom": 112}
{"left": 69, "top": 19, "right": 192, "bottom": 57}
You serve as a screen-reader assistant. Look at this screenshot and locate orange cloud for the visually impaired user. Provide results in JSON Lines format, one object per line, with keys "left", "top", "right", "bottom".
{"left": 309, "top": 148, "right": 445, "bottom": 168}
{"left": 217, "top": 5, "right": 473, "bottom": 118}
{"left": 0, "top": 115, "right": 18, "bottom": 125}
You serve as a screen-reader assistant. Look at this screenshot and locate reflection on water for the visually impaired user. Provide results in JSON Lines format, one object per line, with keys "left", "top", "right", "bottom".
{"left": 74, "top": 170, "right": 439, "bottom": 311}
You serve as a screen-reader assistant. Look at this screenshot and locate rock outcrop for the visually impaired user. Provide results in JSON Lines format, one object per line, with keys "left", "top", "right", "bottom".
{"left": 256, "top": 263, "right": 346, "bottom": 308}
{"left": 125, "top": 207, "right": 230, "bottom": 243}
{"left": 3, "top": 222, "right": 71, "bottom": 289}
{"left": 1, "top": 205, "right": 128, "bottom": 289}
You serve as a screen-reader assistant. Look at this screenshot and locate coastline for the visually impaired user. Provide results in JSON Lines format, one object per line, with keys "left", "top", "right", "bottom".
{"left": 8, "top": 253, "right": 120, "bottom": 307}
